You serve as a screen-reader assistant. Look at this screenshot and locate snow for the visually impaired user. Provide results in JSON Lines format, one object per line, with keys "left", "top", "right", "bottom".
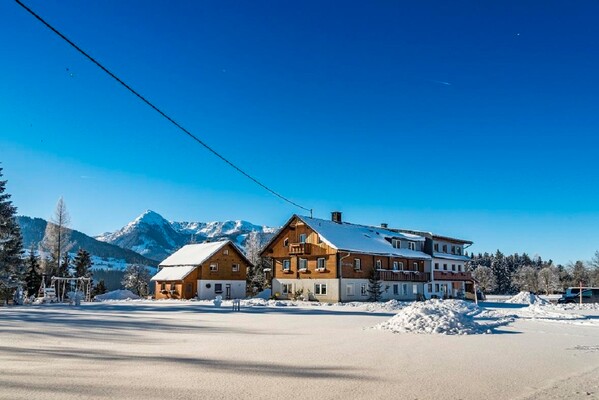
{"left": 375, "top": 300, "right": 510, "bottom": 335}
{"left": 159, "top": 240, "right": 229, "bottom": 266}
{"left": 505, "top": 291, "right": 549, "bottom": 305}
{"left": 94, "top": 289, "right": 140, "bottom": 301}
{"left": 299, "top": 215, "right": 431, "bottom": 259}
{"left": 432, "top": 252, "right": 472, "bottom": 261}
{"left": 2, "top": 300, "right": 599, "bottom": 400}
{"left": 150, "top": 265, "right": 196, "bottom": 281}
{"left": 254, "top": 288, "right": 271, "bottom": 299}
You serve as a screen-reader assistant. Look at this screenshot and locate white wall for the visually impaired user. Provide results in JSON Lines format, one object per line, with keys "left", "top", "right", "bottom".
{"left": 197, "top": 280, "right": 246, "bottom": 300}
{"left": 273, "top": 278, "right": 340, "bottom": 303}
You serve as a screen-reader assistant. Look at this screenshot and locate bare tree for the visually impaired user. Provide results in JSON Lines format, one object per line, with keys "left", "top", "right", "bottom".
{"left": 589, "top": 251, "right": 599, "bottom": 287}
{"left": 121, "top": 265, "right": 151, "bottom": 296}
{"left": 512, "top": 265, "right": 539, "bottom": 293}
{"left": 472, "top": 265, "right": 497, "bottom": 293}
{"left": 40, "top": 197, "right": 73, "bottom": 277}
{"left": 537, "top": 265, "right": 561, "bottom": 295}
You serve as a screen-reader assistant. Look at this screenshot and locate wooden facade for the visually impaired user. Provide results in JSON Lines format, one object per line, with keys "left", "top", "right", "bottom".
{"left": 154, "top": 241, "right": 250, "bottom": 300}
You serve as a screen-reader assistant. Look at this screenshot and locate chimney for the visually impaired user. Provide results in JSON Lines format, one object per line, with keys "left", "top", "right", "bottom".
{"left": 380, "top": 223, "right": 388, "bottom": 229}
{"left": 331, "top": 211, "right": 342, "bottom": 224}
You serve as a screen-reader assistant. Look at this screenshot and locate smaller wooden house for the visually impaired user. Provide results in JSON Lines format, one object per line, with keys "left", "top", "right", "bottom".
{"left": 151, "top": 240, "right": 251, "bottom": 300}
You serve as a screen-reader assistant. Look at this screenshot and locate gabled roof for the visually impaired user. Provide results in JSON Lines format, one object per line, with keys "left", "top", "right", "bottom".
{"left": 263, "top": 215, "right": 430, "bottom": 259}
{"left": 150, "top": 265, "right": 196, "bottom": 281}
{"left": 159, "top": 240, "right": 252, "bottom": 267}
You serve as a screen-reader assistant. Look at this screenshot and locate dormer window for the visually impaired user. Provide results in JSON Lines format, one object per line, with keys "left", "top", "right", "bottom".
{"left": 434, "top": 243, "right": 439, "bottom": 252}
{"left": 408, "top": 241, "right": 416, "bottom": 251}
{"left": 442, "top": 244, "right": 448, "bottom": 253}
{"left": 392, "top": 239, "right": 401, "bottom": 249}
{"left": 456, "top": 247, "right": 462, "bottom": 255}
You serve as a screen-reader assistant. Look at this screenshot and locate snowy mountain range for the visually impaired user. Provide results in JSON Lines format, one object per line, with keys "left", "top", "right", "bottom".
{"left": 96, "top": 210, "right": 277, "bottom": 262}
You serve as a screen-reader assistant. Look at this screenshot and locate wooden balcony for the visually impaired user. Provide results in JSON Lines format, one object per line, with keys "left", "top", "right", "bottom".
{"left": 433, "top": 271, "right": 472, "bottom": 281}
{"left": 289, "top": 243, "right": 312, "bottom": 255}
{"left": 378, "top": 270, "right": 430, "bottom": 282}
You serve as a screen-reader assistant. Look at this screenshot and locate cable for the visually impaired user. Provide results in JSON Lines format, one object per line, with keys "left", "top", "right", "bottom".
{"left": 14, "top": 0, "right": 313, "bottom": 215}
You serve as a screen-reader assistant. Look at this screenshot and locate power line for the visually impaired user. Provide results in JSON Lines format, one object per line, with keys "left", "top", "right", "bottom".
{"left": 14, "top": 0, "right": 313, "bottom": 215}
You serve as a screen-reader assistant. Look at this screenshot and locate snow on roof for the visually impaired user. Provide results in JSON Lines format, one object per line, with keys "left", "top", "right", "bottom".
{"left": 159, "top": 240, "right": 229, "bottom": 266}
{"left": 150, "top": 265, "right": 196, "bottom": 281}
{"left": 433, "top": 252, "right": 471, "bottom": 262}
{"left": 299, "top": 216, "right": 430, "bottom": 259}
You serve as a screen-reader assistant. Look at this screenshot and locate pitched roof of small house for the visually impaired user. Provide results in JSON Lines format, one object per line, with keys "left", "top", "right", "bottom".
{"left": 159, "top": 240, "right": 251, "bottom": 267}
{"left": 150, "top": 265, "right": 196, "bottom": 281}
{"left": 264, "top": 215, "right": 431, "bottom": 259}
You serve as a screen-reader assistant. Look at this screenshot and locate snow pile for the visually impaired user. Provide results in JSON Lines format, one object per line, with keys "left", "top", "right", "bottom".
{"left": 505, "top": 291, "right": 549, "bottom": 305}
{"left": 375, "top": 300, "right": 503, "bottom": 335}
{"left": 95, "top": 290, "right": 140, "bottom": 301}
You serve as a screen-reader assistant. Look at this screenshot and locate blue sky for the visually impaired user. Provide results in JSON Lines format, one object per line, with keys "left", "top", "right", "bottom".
{"left": 1, "top": 1, "right": 599, "bottom": 265}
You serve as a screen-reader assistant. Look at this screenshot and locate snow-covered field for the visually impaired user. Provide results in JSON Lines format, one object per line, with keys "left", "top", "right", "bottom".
{"left": 1, "top": 299, "right": 598, "bottom": 400}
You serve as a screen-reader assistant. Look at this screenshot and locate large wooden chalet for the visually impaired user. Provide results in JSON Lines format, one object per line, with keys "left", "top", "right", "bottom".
{"left": 151, "top": 240, "right": 251, "bottom": 300}
{"left": 260, "top": 212, "right": 468, "bottom": 303}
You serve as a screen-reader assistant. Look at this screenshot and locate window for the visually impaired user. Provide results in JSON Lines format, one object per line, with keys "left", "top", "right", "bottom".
{"left": 282, "top": 283, "right": 292, "bottom": 295}
{"left": 443, "top": 264, "right": 448, "bottom": 271}
{"left": 428, "top": 283, "right": 433, "bottom": 293}
{"left": 457, "top": 264, "right": 462, "bottom": 272}
{"left": 317, "top": 258, "right": 325, "bottom": 270}
{"left": 360, "top": 284, "right": 368, "bottom": 296}
{"left": 452, "top": 264, "right": 456, "bottom": 272}
{"left": 160, "top": 282, "right": 166, "bottom": 291}
{"left": 402, "top": 284, "right": 408, "bottom": 296}
{"left": 299, "top": 233, "right": 307, "bottom": 243}
{"left": 299, "top": 258, "right": 307, "bottom": 270}
{"left": 451, "top": 245, "right": 457, "bottom": 254}
{"left": 399, "top": 262, "right": 404, "bottom": 270}
{"left": 315, "top": 283, "right": 327, "bottom": 295}
{"left": 170, "top": 283, "right": 176, "bottom": 291}
{"left": 413, "top": 284, "right": 418, "bottom": 294}
{"left": 434, "top": 263, "right": 439, "bottom": 270}
{"left": 435, "top": 283, "right": 440, "bottom": 292}
{"left": 283, "top": 259, "right": 291, "bottom": 271}
{"left": 392, "top": 239, "right": 401, "bottom": 249}
{"left": 456, "top": 247, "right": 462, "bottom": 255}
{"left": 413, "top": 262, "right": 418, "bottom": 270}
{"left": 393, "top": 284, "right": 399, "bottom": 295}
{"left": 232, "top": 263, "right": 240, "bottom": 272}
{"left": 376, "top": 259, "right": 382, "bottom": 269}
{"left": 283, "top": 237, "right": 289, "bottom": 247}
{"left": 442, "top": 244, "right": 448, "bottom": 253}
{"left": 392, "top": 261, "right": 399, "bottom": 271}
{"left": 210, "top": 263, "right": 218, "bottom": 272}
{"left": 408, "top": 241, "right": 416, "bottom": 251}
{"left": 434, "top": 243, "right": 439, "bottom": 252}
{"left": 346, "top": 283, "right": 355, "bottom": 296}
{"left": 223, "top": 249, "right": 229, "bottom": 255}
{"left": 215, "top": 283, "right": 223, "bottom": 293}
{"left": 354, "top": 258, "right": 361, "bottom": 270}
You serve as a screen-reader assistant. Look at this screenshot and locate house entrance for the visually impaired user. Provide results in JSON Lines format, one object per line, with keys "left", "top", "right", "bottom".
{"left": 225, "top": 284, "right": 231, "bottom": 300}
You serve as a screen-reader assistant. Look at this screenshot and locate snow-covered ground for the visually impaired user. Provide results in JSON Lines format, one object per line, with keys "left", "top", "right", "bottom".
{"left": 1, "top": 300, "right": 598, "bottom": 399}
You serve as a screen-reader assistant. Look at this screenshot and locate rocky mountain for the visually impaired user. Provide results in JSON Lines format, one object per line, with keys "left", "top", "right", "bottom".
{"left": 17, "top": 216, "right": 158, "bottom": 267}
{"left": 96, "top": 210, "right": 277, "bottom": 262}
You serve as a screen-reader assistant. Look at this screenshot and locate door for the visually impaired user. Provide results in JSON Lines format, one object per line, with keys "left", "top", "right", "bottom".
{"left": 185, "top": 283, "right": 193, "bottom": 299}
{"left": 225, "top": 284, "right": 232, "bottom": 300}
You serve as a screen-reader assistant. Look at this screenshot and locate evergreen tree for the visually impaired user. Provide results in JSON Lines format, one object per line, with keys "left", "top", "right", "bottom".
{"left": 0, "top": 166, "right": 24, "bottom": 302}
{"left": 24, "top": 246, "right": 42, "bottom": 296}
{"left": 92, "top": 279, "right": 107, "bottom": 297}
{"left": 121, "top": 265, "right": 151, "bottom": 296}
{"left": 367, "top": 267, "right": 383, "bottom": 302}
{"left": 568, "top": 261, "right": 589, "bottom": 287}
{"left": 245, "top": 231, "right": 267, "bottom": 294}
{"left": 73, "top": 248, "right": 93, "bottom": 278}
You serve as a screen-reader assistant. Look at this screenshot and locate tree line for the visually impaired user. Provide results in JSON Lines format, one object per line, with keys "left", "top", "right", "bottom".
{"left": 467, "top": 250, "right": 599, "bottom": 295}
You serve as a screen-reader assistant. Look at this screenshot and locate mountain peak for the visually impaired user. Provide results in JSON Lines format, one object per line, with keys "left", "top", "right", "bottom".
{"left": 134, "top": 210, "right": 167, "bottom": 226}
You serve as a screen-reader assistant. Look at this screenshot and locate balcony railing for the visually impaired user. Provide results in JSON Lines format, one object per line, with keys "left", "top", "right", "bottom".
{"left": 378, "top": 270, "right": 430, "bottom": 282}
{"left": 289, "top": 243, "right": 312, "bottom": 255}
{"left": 433, "top": 271, "right": 472, "bottom": 281}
